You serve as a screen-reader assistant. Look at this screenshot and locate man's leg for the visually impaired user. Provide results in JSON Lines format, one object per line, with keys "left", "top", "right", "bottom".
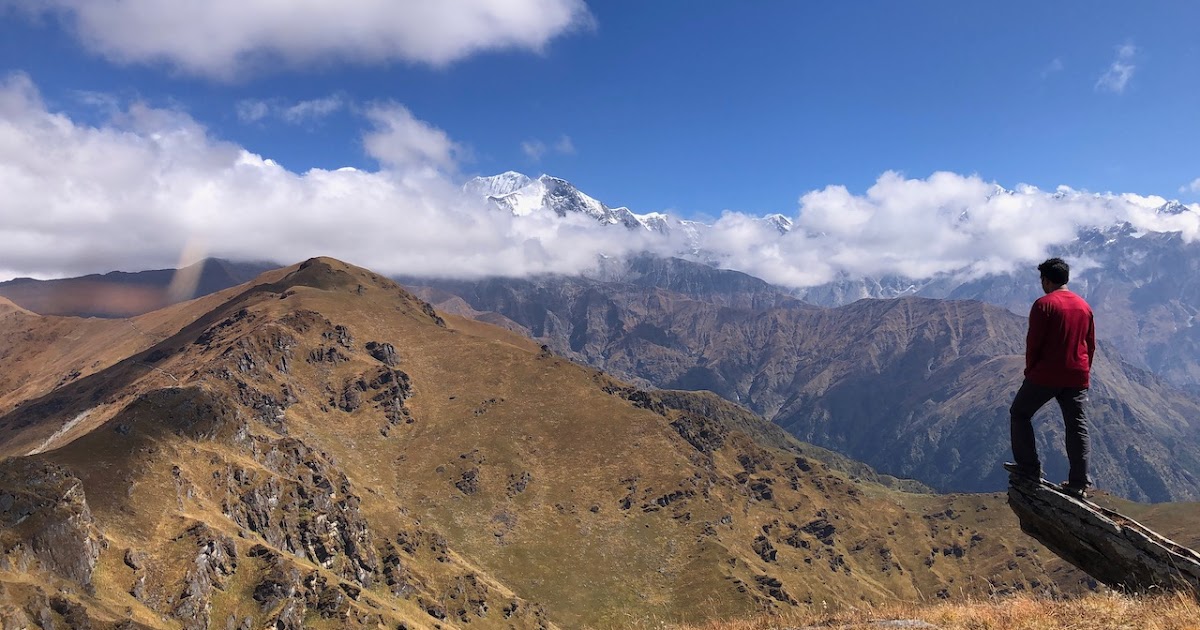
{"left": 1056, "top": 388, "right": 1091, "bottom": 488}
{"left": 1009, "top": 380, "right": 1055, "bottom": 478}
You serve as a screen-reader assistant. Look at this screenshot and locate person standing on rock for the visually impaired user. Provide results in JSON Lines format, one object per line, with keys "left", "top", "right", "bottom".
{"left": 1007, "top": 257, "right": 1096, "bottom": 499}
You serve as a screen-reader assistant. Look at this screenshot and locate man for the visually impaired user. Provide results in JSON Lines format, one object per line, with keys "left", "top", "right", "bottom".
{"left": 1007, "top": 257, "right": 1096, "bottom": 499}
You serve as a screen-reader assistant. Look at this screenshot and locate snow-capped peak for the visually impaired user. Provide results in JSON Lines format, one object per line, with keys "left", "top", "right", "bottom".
{"left": 762, "top": 214, "right": 794, "bottom": 234}
{"left": 464, "top": 173, "right": 800, "bottom": 245}
{"left": 635, "top": 212, "right": 672, "bottom": 234}
{"left": 466, "top": 172, "right": 674, "bottom": 231}
{"left": 1156, "top": 200, "right": 1191, "bottom": 216}
{"left": 463, "top": 171, "right": 533, "bottom": 199}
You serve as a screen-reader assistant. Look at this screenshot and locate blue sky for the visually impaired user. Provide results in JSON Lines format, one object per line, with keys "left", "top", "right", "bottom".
{"left": 3, "top": 1, "right": 1198, "bottom": 216}
{"left": 1, "top": 1, "right": 1198, "bottom": 282}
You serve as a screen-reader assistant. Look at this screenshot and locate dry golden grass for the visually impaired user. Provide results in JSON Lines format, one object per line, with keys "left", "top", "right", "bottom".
{"left": 666, "top": 592, "right": 1200, "bottom": 630}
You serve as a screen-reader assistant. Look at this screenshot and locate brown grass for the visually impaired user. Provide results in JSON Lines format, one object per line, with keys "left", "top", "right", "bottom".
{"left": 665, "top": 591, "right": 1200, "bottom": 630}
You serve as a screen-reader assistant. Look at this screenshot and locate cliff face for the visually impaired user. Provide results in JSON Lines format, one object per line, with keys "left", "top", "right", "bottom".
{"left": 0, "top": 257, "right": 1188, "bottom": 629}
{"left": 0, "top": 459, "right": 102, "bottom": 591}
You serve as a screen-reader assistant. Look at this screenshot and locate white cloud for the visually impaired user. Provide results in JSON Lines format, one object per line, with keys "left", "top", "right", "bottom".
{"left": 362, "top": 104, "right": 463, "bottom": 172}
{"left": 522, "top": 134, "right": 575, "bottom": 161}
{"left": 236, "top": 95, "right": 346, "bottom": 125}
{"left": 1096, "top": 42, "right": 1136, "bottom": 94}
{"left": 235, "top": 99, "right": 271, "bottom": 123}
{"left": 692, "top": 171, "right": 1199, "bottom": 288}
{"left": 555, "top": 134, "right": 576, "bottom": 155}
{"left": 2, "top": 73, "right": 1197, "bottom": 289}
{"left": 1040, "top": 57, "right": 1064, "bottom": 78}
{"left": 281, "top": 95, "right": 345, "bottom": 124}
{"left": 12, "top": 0, "right": 593, "bottom": 79}
{"left": 1182, "top": 178, "right": 1200, "bottom": 194}
{"left": 0, "top": 73, "right": 653, "bottom": 282}
{"left": 521, "top": 140, "right": 547, "bottom": 161}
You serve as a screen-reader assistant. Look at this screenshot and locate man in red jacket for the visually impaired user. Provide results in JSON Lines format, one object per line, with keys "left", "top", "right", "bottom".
{"left": 1007, "top": 257, "right": 1096, "bottom": 498}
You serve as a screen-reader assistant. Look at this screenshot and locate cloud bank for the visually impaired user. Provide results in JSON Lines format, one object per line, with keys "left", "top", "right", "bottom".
{"left": 9, "top": 0, "right": 593, "bottom": 79}
{"left": 0, "top": 74, "right": 1196, "bottom": 289}
{"left": 700, "top": 174, "right": 1198, "bottom": 288}
{"left": 0, "top": 73, "right": 656, "bottom": 281}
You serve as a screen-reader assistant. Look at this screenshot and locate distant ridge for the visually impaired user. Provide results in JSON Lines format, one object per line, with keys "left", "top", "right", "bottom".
{"left": 0, "top": 258, "right": 277, "bottom": 317}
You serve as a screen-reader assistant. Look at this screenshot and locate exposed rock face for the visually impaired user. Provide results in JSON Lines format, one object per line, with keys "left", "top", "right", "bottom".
{"left": 217, "top": 437, "right": 380, "bottom": 586}
{"left": 365, "top": 341, "right": 399, "bottom": 367}
{"left": 172, "top": 524, "right": 238, "bottom": 630}
{"left": 1007, "top": 474, "right": 1200, "bottom": 595}
{"left": 244, "top": 544, "right": 381, "bottom": 629}
{"left": 0, "top": 459, "right": 102, "bottom": 592}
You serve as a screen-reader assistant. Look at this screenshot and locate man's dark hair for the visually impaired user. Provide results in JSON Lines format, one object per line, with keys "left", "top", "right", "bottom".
{"left": 1038, "top": 257, "right": 1070, "bottom": 286}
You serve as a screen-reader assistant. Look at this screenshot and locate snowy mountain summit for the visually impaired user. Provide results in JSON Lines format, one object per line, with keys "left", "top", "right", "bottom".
{"left": 463, "top": 171, "right": 532, "bottom": 198}
{"left": 464, "top": 172, "right": 796, "bottom": 238}
{"left": 465, "top": 172, "right": 665, "bottom": 231}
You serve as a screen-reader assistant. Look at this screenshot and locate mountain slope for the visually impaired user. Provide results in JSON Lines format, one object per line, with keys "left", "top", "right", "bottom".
{"left": 0, "top": 258, "right": 1112, "bottom": 628}
{"left": 408, "top": 274, "right": 1200, "bottom": 502}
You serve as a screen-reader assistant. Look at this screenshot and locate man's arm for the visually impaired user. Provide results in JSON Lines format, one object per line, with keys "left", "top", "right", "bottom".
{"left": 1026, "top": 302, "right": 1047, "bottom": 374}
{"left": 1086, "top": 312, "right": 1096, "bottom": 368}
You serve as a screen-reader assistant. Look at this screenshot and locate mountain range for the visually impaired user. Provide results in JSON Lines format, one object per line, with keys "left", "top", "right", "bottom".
{"left": 3, "top": 175, "right": 1199, "bottom": 505}
{"left": 406, "top": 255, "right": 1200, "bottom": 503}
{"left": 463, "top": 172, "right": 1200, "bottom": 395}
{"left": 1, "top": 257, "right": 1149, "bottom": 629}
{"left": 5, "top": 250, "right": 1199, "bottom": 503}
{"left": 794, "top": 223, "right": 1200, "bottom": 396}
{"left": 465, "top": 172, "right": 794, "bottom": 239}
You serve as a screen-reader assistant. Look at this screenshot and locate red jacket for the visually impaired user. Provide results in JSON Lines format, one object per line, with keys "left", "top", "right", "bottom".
{"left": 1025, "top": 289, "right": 1096, "bottom": 388}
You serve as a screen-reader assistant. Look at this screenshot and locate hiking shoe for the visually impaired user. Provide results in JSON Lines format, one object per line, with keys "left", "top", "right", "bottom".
{"left": 1060, "top": 482, "right": 1089, "bottom": 500}
{"left": 1003, "top": 462, "right": 1043, "bottom": 482}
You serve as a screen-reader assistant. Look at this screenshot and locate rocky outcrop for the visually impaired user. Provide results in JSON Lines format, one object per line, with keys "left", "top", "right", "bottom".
{"left": 0, "top": 459, "right": 102, "bottom": 593}
{"left": 173, "top": 524, "right": 239, "bottom": 630}
{"left": 218, "top": 437, "right": 379, "bottom": 586}
{"left": 1007, "top": 474, "right": 1200, "bottom": 595}
{"left": 365, "top": 341, "right": 399, "bottom": 367}
{"left": 244, "top": 544, "right": 383, "bottom": 629}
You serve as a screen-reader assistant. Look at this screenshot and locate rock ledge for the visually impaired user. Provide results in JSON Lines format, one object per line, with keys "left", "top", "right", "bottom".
{"left": 1007, "top": 474, "right": 1200, "bottom": 595}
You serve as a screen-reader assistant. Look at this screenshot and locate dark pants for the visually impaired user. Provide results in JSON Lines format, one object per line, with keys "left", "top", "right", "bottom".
{"left": 1009, "top": 379, "right": 1091, "bottom": 487}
